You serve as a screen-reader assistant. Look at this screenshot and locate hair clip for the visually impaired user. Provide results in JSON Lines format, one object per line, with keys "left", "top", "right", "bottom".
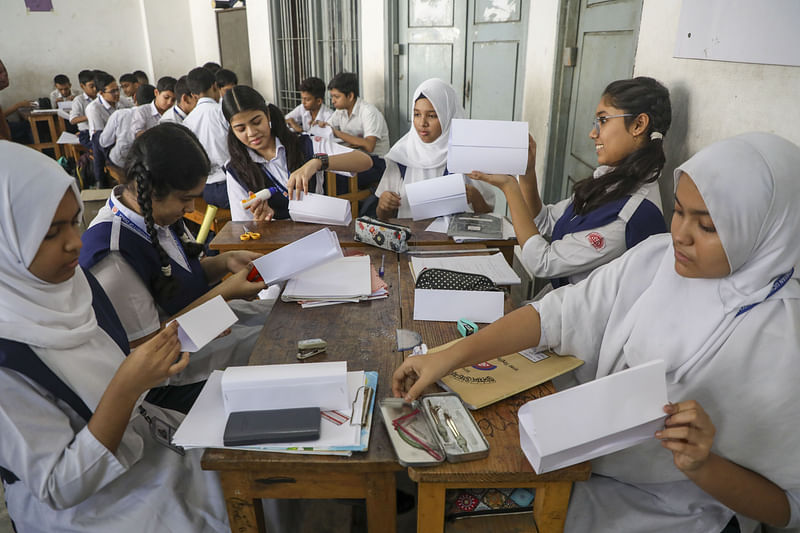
{"left": 650, "top": 131, "right": 663, "bottom": 141}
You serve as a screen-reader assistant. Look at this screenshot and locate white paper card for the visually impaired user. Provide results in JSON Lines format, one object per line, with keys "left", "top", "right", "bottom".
{"left": 289, "top": 193, "right": 352, "bottom": 226}
{"left": 171, "top": 295, "right": 238, "bottom": 352}
{"left": 447, "top": 119, "right": 528, "bottom": 175}
{"left": 308, "top": 124, "right": 334, "bottom": 139}
{"left": 518, "top": 360, "right": 668, "bottom": 474}
{"left": 221, "top": 361, "right": 349, "bottom": 413}
{"left": 282, "top": 255, "right": 371, "bottom": 301}
{"left": 411, "top": 252, "right": 521, "bottom": 285}
{"left": 404, "top": 174, "right": 469, "bottom": 221}
{"left": 56, "top": 131, "right": 80, "bottom": 144}
{"left": 413, "top": 289, "right": 504, "bottom": 323}
{"left": 251, "top": 228, "right": 343, "bottom": 285}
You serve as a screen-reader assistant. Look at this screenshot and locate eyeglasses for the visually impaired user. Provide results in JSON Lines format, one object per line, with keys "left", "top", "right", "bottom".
{"left": 592, "top": 114, "right": 633, "bottom": 135}
{"left": 104, "top": 88, "right": 120, "bottom": 95}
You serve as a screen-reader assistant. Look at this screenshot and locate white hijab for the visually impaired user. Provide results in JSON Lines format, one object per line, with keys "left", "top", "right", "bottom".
{"left": 613, "top": 133, "right": 800, "bottom": 383}
{"left": 385, "top": 78, "right": 464, "bottom": 179}
{"left": 0, "top": 141, "right": 126, "bottom": 411}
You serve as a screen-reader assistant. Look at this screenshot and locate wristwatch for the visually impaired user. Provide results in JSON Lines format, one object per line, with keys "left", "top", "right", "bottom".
{"left": 313, "top": 153, "right": 329, "bottom": 171}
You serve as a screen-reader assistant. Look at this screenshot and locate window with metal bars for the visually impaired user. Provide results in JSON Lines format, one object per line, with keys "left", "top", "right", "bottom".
{"left": 270, "top": 0, "right": 360, "bottom": 113}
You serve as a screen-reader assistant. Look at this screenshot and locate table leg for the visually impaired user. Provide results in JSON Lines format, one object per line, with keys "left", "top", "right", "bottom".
{"left": 366, "top": 471, "right": 397, "bottom": 533}
{"left": 416, "top": 482, "right": 446, "bottom": 533}
{"left": 219, "top": 472, "right": 266, "bottom": 533}
{"left": 47, "top": 117, "right": 62, "bottom": 158}
{"left": 28, "top": 117, "right": 41, "bottom": 145}
{"left": 532, "top": 481, "right": 572, "bottom": 533}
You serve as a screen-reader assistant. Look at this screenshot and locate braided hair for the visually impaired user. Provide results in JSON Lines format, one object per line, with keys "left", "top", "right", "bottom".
{"left": 222, "top": 85, "right": 307, "bottom": 193}
{"left": 572, "top": 76, "right": 672, "bottom": 215}
{"left": 124, "top": 123, "right": 210, "bottom": 301}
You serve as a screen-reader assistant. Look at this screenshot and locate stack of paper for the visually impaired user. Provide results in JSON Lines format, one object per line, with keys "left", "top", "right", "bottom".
{"left": 404, "top": 174, "right": 469, "bottom": 221}
{"left": 411, "top": 252, "right": 521, "bottom": 286}
{"left": 173, "top": 369, "right": 378, "bottom": 456}
{"left": 289, "top": 193, "right": 352, "bottom": 226}
{"left": 447, "top": 118, "right": 529, "bottom": 175}
{"left": 282, "top": 255, "right": 372, "bottom": 303}
{"left": 250, "top": 227, "right": 342, "bottom": 285}
{"left": 518, "top": 360, "right": 667, "bottom": 474}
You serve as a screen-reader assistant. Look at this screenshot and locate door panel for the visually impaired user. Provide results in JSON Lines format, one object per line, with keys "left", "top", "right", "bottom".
{"left": 468, "top": 41, "right": 519, "bottom": 120}
{"left": 407, "top": 43, "right": 455, "bottom": 97}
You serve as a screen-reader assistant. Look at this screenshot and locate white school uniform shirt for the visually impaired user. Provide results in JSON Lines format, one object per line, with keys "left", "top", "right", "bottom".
{"left": 48, "top": 88, "right": 77, "bottom": 109}
{"left": 130, "top": 101, "right": 161, "bottom": 135}
{"left": 159, "top": 104, "right": 187, "bottom": 124}
{"left": 226, "top": 135, "right": 354, "bottom": 222}
{"left": 118, "top": 94, "right": 135, "bottom": 108}
{"left": 328, "top": 97, "right": 390, "bottom": 156}
{"left": 375, "top": 159, "right": 495, "bottom": 219}
{"left": 98, "top": 107, "right": 135, "bottom": 167}
{"left": 284, "top": 103, "right": 334, "bottom": 132}
{"left": 85, "top": 94, "right": 117, "bottom": 136}
{"left": 521, "top": 179, "right": 662, "bottom": 285}
{"left": 183, "top": 97, "right": 230, "bottom": 184}
{"left": 68, "top": 92, "right": 93, "bottom": 131}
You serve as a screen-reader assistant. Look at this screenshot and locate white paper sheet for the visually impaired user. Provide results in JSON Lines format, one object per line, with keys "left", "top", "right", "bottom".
{"left": 424, "top": 216, "right": 451, "bottom": 233}
{"left": 289, "top": 193, "right": 352, "bottom": 226}
{"left": 518, "top": 360, "right": 668, "bottom": 474}
{"left": 251, "top": 228, "right": 343, "bottom": 285}
{"left": 404, "top": 173, "right": 469, "bottom": 221}
{"left": 413, "top": 288, "right": 504, "bottom": 323}
{"left": 56, "top": 131, "right": 80, "bottom": 144}
{"left": 282, "top": 255, "right": 372, "bottom": 301}
{"left": 170, "top": 295, "right": 238, "bottom": 352}
{"left": 447, "top": 119, "right": 529, "bottom": 175}
{"left": 411, "top": 252, "right": 521, "bottom": 285}
{"left": 173, "top": 370, "right": 365, "bottom": 450}
{"left": 308, "top": 124, "right": 334, "bottom": 139}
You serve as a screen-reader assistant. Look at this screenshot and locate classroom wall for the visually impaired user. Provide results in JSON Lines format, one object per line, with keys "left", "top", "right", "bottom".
{"left": 635, "top": 0, "right": 800, "bottom": 204}
{"left": 188, "top": 0, "right": 222, "bottom": 67}
{"left": 360, "top": 2, "right": 387, "bottom": 112}
{"left": 244, "top": 0, "right": 276, "bottom": 103}
{"left": 141, "top": 0, "right": 197, "bottom": 81}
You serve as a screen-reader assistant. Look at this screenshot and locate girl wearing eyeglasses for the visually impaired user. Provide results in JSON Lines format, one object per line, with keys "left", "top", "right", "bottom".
{"left": 472, "top": 76, "right": 671, "bottom": 291}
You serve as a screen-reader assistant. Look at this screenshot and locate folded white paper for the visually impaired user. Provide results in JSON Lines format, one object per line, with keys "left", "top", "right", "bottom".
{"left": 404, "top": 173, "right": 469, "bottom": 221}
{"left": 447, "top": 119, "right": 529, "bottom": 175}
{"left": 56, "top": 131, "right": 80, "bottom": 144}
{"left": 171, "top": 295, "right": 238, "bottom": 352}
{"left": 221, "top": 361, "right": 349, "bottom": 413}
{"left": 308, "top": 124, "right": 334, "bottom": 139}
{"left": 518, "top": 359, "right": 668, "bottom": 474}
{"left": 411, "top": 253, "right": 521, "bottom": 286}
{"left": 413, "top": 288, "right": 504, "bottom": 323}
{"left": 282, "top": 255, "right": 372, "bottom": 301}
{"left": 251, "top": 227, "right": 343, "bottom": 285}
{"left": 289, "top": 193, "right": 352, "bottom": 226}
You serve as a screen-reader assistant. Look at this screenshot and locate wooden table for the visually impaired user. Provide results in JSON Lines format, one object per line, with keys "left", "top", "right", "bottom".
{"left": 396, "top": 249, "right": 591, "bottom": 533}
{"left": 201, "top": 248, "right": 404, "bottom": 532}
{"left": 209, "top": 219, "right": 516, "bottom": 262}
{"left": 19, "top": 108, "right": 64, "bottom": 159}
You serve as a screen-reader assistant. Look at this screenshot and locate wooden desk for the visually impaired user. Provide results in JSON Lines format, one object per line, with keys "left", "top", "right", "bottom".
{"left": 20, "top": 108, "right": 63, "bottom": 159}
{"left": 209, "top": 218, "right": 516, "bottom": 262}
{"left": 396, "top": 250, "right": 591, "bottom": 533}
{"left": 201, "top": 248, "right": 404, "bottom": 532}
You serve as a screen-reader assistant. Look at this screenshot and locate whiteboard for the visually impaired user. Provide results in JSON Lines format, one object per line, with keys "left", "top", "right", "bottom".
{"left": 674, "top": 0, "right": 800, "bottom": 67}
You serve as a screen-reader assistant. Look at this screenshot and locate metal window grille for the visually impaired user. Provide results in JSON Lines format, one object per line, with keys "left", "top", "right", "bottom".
{"left": 271, "top": 0, "right": 360, "bottom": 113}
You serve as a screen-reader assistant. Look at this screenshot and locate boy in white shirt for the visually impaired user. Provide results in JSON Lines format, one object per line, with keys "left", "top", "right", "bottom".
{"left": 48, "top": 74, "right": 76, "bottom": 108}
{"left": 101, "top": 84, "right": 155, "bottom": 168}
{"left": 160, "top": 75, "right": 196, "bottom": 125}
{"left": 85, "top": 71, "right": 120, "bottom": 187}
{"left": 285, "top": 77, "right": 333, "bottom": 133}
{"left": 131, "top": 76, "right": 176, "bottom": 136}
{"left": 182, "top": 66, "right": 230, "bottom": 207}
{"left": 215, "top": 68, "right": 237, "bottom": 99}
{"left": 118, "top": 73, "right": 139, "bottom": 108}
{"left": 69, "top": 69, "right": 97, "bottom": 148}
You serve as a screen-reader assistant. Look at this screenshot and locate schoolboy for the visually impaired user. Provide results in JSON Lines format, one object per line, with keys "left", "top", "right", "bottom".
{"left": 118, "top": 73, "right": 139, "bottom": 108}
{"left": 69, "top": 69, "right": 97, "bottom": 148}
{"left": 85, "top": 71, "right": 120, "bottom": 187}
{"left": 100, "top": 84, "right": 155, "bottom": 168}
{"left": 182, "top": 66, "right": 230, "bottom": 207}
{"left": 202, "top": 61, "right": 221, "bottom": 75}
{"left": 215, "top": 68, "right": 237, "bottom": 98}
{"left": 49, "top": 74, "right": 76, "bottom": 108}
{"left": 159, "top": 75, "right": 196, "bottom": 124}
{"left": 131, "top": 76, "right": 176, "bottom": 136}
{"left": 324, "top": 72, "right": 390, "bottom": 157}
{"left": 285, "top": 76, "right": 333, "bottom": 133}
{"left": 132, "top": 70, "right": 149, "bottom": 85}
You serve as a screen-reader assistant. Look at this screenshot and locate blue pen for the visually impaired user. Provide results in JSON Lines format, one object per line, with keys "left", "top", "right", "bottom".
{"left": 379, "top": 254, "right": 385, "bottom": 277}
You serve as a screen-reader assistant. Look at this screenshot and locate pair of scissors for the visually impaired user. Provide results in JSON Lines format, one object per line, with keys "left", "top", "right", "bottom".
{"left": 457, "top": 318, "right": 478, "bottom": 337}
{"left": 239, "top": 224, "right": 261, "bottom": 241}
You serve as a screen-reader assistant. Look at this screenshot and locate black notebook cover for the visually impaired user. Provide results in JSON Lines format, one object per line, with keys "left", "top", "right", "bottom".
{"left": 223, "top": 407, "right": 321, "bottom": 446}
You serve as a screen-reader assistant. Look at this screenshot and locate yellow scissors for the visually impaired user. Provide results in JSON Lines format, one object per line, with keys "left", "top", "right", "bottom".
{"left": 239, "top": 224, "right": 261, "bottom": 241}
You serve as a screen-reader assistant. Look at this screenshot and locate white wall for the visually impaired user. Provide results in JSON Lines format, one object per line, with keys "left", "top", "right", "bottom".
{"left": 360, "top": 1, "right": 386, "bottom": 111}
{"left": 142, "top": 0, "right": 197, "bottom": 81}
{"left": 188, "top": 0, "right": 221, "bottom": 67}
{"left": 635, "top": 0, "right": 800, "bottom": 200}
{"left": 245, "top": 0, "right": 276, "bottom": 103}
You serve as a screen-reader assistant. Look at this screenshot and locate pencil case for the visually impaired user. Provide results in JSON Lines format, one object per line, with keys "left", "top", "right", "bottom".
{"left": 354, "top": 216, "right": 412, "bottom": 253}
{"left": 414, "top": 268, "right": 500, "bottom": 292}
{"left": 380, "top": 393, "right": 490, "bottom": 467}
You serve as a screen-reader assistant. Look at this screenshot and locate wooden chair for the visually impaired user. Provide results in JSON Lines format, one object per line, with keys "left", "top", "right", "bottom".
{"left": 105, "top": 164, "right": 125, "bottom": 185}
{"left": 184, "top": 197, "right": 231, "bottom": 244}
{"left": 325, "top": 171, "right": 372, "bottom": 216}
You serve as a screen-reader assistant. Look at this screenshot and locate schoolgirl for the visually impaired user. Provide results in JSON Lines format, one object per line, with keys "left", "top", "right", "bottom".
{"left": 0, "top": 141, "right": 229, "bottom": 532}
{"left": 472, "top": 77, "right": 671, "bottom": 288}
{"left": 79, "top": 124, "right": 269, "bottom": 409}
{"left": 375, "top": 77, "right": 495, "bottom": 220}
{"left": 222, "top": 85, "right": 373, "bottom": 222}
{"left": 394, "top": 132, "right": 800, "bottom": 532}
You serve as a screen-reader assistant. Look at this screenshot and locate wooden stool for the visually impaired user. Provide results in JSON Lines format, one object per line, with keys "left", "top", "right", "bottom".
{"left": 105, "top": 164, "right": 126, "bottom": 184}
{"left": 325, "top": 171, "right": 372, "bottom": 216}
